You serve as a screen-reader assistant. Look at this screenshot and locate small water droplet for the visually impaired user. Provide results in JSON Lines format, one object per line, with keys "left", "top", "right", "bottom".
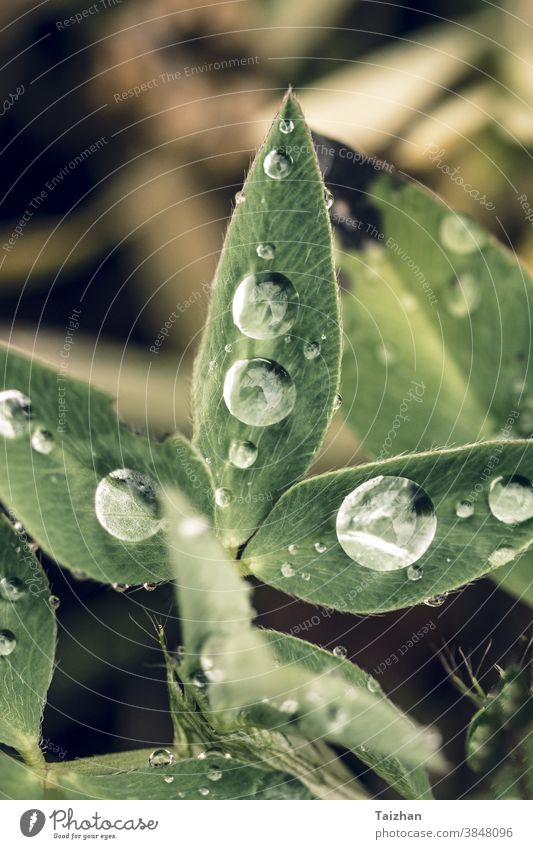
{"left": 324, "top": 187, "right": 334, "bottom": 210}
{"left": 263, "top": 148, "right": 293, "bottom": 180}
{"left": 0, "top": 630, "right": 17, "bottom": 656}
{"left": 488, "top": 546, "right": 517, "bottom": 568}
{"left": 232, "top": 272, "right": 298, "bottom": 340}
{"left": 279, "top": 118, "right": 294, "bottom": 134}
{"left": 48, "top": 595, "right": 60, "bottom": 610}
{"left": 303, "top": 341, "right": 321, "bottom": 360}
{"left": 280, "top": 562, "right": 294, "bottom": 578}
{"left": 333, "top": 645, "right": 347, "bottom": 659}
{"left": 440, "top": 214, "right": 484, "bottom": 255}
{"left": 235, "top": 190, "right": 246, "bottom": 205}
{"left": 333, "top": 393, "right": 342, "bottom": 412}
{"left": 406, "top": 564, "right": 424, "bottom": 582}
{"left": 197, "top": 751, "right": 207, "bottom": 760}
{"left": 455, "top": 500, "right": 475, "bottom": 519}
{"left": 0, "top": 390, "right": 32, "bottom": 438}
{"left": 192, "top": 672, "right": 208, "bottom": 690}
{"left": 206, "top": 765, "right": 223, "bottom": 782}
{"left": 336, "top": 475, "right": 437, "bottom": 571}
{"left": 164, "top": 775, "right": 174, "bottom": 784}
{"left": 31, "top": 427, "right": 54, "bottom": 455}
{"left": 446, "top": 274, "right": 481, "bottom": 318}
{"left": 288, "top": 543, "right": 298, "bottom": 555}
{"left": 214, "top": 487, "right": 232, "bottom": 509}
{"left": 223, "top": 358, "right": 296, "bottom": 426}
{"left": 367, "top": 678, "right": 380, "bottom": 693}
{"left": 279, "top": 698, "right": 299, "bottom": 715}
{"left": 301, "top": 571, "right": 311, "bottom": 581}
{"left": 95, "top": 469, "right": 163, "bottom": 542}
{"left": 198, "top": 787, "right": 210, "bottom": 796}
{"left": 224, "top": 343, "right": 233, "bottom": 354}
{"left": 314, "top": 542, "right": 327, "bottom": 553}
{"left": 208, "top": 360, "right": 217, "bottom": 373}
{"left": 488, "top": 475, "right": 533, "bottom": 524}
{"left": 204, "top": 456, "right": 212, "bottom": 465}
{"left": 256, "top": 243, "right": 275, "bottom": 261}
{"left": 228, "top": 439, "right": 257, "bottom": 469}
{"left": 0, "top": 577, "right": 25, "bottom": 601}
{"left": 284, "top": 335, "right": 292, "bottom": 344}
{"left": 112, "top": 583, "right": 129, "bottom": 593}
{"left": 149, "top": 748, "right": 174, "bottom": 768}
{"left": 143, "top": 582, "right": 158, "bottom": 591}
{"left": 424, "top": 593, "right": 448, "bottom": 608}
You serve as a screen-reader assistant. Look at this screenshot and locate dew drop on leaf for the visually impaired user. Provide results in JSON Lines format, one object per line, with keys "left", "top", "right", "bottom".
{"left": 0, "top": 390, "right": 32, "bottom": 438}
{"left": 488, "top": 546, "right": 517, "bottom": 568}
{"left": 206, "top": 765, "right": 223, "bottom": 782}
{"left": 314, "top": 541, "right": 327, "bottom": 553}
{"left": 31, "top": 427, "right": 54, "bottom": 455}
{"left": 301, "top": 571, "right": 311, "bottom": 581}
{"left": 143, "top": 582, "right": 158, "bottom": 591}
{"left": 445, "top": 274, "right": 481, "bottom": 318}
{"left": 214, "top": 487, "right": 232, "bottom": 508}
{"left": 232, "top": 272, "right": 298, "bottom": 340}
{"left": 224, "top": 343, "right": 233, "bottom": 353}
{"left": 0, "top": 577, "right": 25, "bottom": 601}
{"left": 234, "top": 190, "right": 246, "bottom": 205}
{"left": 198, "top": 787, "right": 210, "bottom": 796}
{"left": 0, "top": 630, "right": 17, "bottom": 656}
{"left": 288, "top": 543, "right": 298, "bottom": 555}
{"left": 95, "top": 469, "right": 163, "bottom": 542}
{"left": 48, "top": 595, "right": 60, "bottom": 610}
{"left": 164, "top": 775, "right": 174, "bottom": 784}
{"left": 280, "top": 562, "right": 294, "bottom": 578}
{"left": 303, "top": 341, "right": 321, "bottom": 360}
{"left": 488, "top": 475, "right": 533, "bottom": 524}
{"left": 223, "top": 358, "right": 296, "bottom": 426}
{"left": 406, "top": 564, "right": 424, "bottom": 582}
{"left": 367, "top": 678, "right": 380, "bottom": 693}
{"left": 455, "top": 500, "right": 475, "bottom": 519}
{"left": 336, "top": 475, "right": 437, "bottom": 571}
{"left": 149, "top": 748, "right": 174, "bottom": 768}
{"left": 324, "top": 187, "right": 334, "bottom": 210}
{"left": 279, "top": 118, "right": 294, "bottom": 134}
{"left": 112, "top": 582, "right": 130, "bottom": 592}
{"left": 333, "top": 393, "right": 342, "bottom": 412}
{"left": 424, "top": 593, "right": 448, "bottom": 608}
{"left": 263, "top": 148, "right": 293, "bottom": 180}
{"left": 333, "top": 645, "right": 347, "bottom": 659}
{"left": 228, "top": 439, "right": 257, "bottom": 469}
{"left": 439, "top": 214, "right": 484, "bottom": 255}
{"left": 256, "top": 242, "right": 276, "bottom": 260}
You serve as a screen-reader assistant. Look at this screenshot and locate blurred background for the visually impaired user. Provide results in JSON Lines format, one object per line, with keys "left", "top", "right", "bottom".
{"left": 1, "top": 0, "right": 532, "bottom": 798}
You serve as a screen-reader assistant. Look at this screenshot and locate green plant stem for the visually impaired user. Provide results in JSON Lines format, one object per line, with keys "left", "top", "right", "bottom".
{"left": 20, "top": 741, "right": 46, "bottom": 771}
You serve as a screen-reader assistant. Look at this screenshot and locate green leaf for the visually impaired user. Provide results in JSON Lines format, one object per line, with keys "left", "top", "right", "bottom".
{"left": 0, "top": 515, "right": 55, "bottom": 757}
{"left": 244, "top": 439, "right": 533, "bottom": 613}
{"left": 192, "top": 93, "right": 341, "bottom": 551}
{"left": 165, "top": 489, "right": 443, "bottom": 781}
{"left": 0, "top": 345, "right": 213, "bottom": 584}
{"left": 490, "top": 552, "right": 533, "bottom": 608}
{"left": 0, "top": 751, "right": 44, "bottom": 799}
{"left": 261, "top": 630, "right": 434, "bottom": 800}
{"left": 44, "top": 750, "right": 314, "bottom": 800}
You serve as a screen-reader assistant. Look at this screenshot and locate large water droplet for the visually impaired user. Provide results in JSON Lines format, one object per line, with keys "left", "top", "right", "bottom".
{"left": 263, "top": 148, "right": 293, "bottom": 180}
{"left": 455, "top": 500, "right": 474, "bottom": 519}
{"left": 223, "top": 358, "right": 296, "bottom": 426}
{"left": 303, "top": 341, "right": 321, "bottom": 360}
{"left": 232, "top": 272, "right": 298, "bottom": 340}
{"left": 279, "top": 118, "right": 294, "bottom": 134}
{"left": 31, "top": 427, "right": 54, "bottom": 455}
{"left": 446, "top": 274, "right": 481, "bottom": 318}
{"left": 0, "top": 630, "right": 17, "bottom": 656}
{"left": 95, "top": 469, "right": 163, "bottom": 542}
{"left": 229, "top": 439, "right": 257, "bottom": 469}
{"left": 256, "top": 242, "right": 275, "bottom": 261}
{"left": 488, "top": 475, "right": 533, "bottom": 525}
{"left": 280, "top": 562, "right": 294, "bottom": 578}
{"left": 149, "top": 748, "right": 174, "bottom": 768}
{"left": 488, "top": 546, "right": 517, "bottom": 568}
{"left": 0, "top": 390, "right": 32, "bottom": 438}
{"left": 214, "top": 487, "right": 232, "bottom": 509}
{"left": 336, "top": 475, "right": 437, "bottom": 571}
{"left": 0, "top": 577, "right": 25, "bottom": 601}
{"left": 440, "top": 214, "right": 484, "bottom": 254}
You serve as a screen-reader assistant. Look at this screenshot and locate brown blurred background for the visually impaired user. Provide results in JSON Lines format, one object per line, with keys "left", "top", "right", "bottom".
{"left": 1, "top": 0, "right": 532, "bottom": 798}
